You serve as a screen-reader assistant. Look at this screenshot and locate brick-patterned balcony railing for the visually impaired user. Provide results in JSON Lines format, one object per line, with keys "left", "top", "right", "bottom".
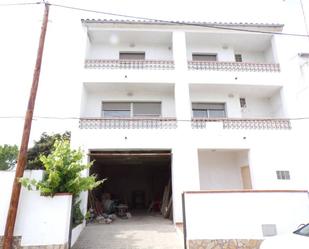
{"left": 188, "top": 61, "right": 281, "bottom": 72}
{"left": 85, "top": 59, "right": 175, "bottom": 70}
{"left": 79, "top": 117, "right": 177, "bottom": 129}
{"left": 191, "top": 118, "right": 291, "bottom": 130}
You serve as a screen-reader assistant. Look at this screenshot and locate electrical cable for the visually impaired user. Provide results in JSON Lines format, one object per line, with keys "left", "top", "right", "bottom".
{"left": 299, "top": 0, "right": 309, "bottom": 37}
{"left": 1, "top": 1, "right": 309, "bottom": 38}
{"left": 0, "top": 2, "right": 40, "bottom": 6}
{"left": 0, "top": 116, "right": 309, "bottom": 122}
{"left": 1, "top": 1, "right": 309, "bottom": 124}
{"left": 49, "top": 2, "right": 309, "bottom": 38}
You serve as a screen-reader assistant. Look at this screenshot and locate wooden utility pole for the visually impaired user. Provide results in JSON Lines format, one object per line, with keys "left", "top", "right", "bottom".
{"left": 3, "top": 3, "right": 49, "bottom": 249}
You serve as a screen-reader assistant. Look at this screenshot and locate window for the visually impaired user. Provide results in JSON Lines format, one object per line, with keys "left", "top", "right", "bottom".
{"left": 192, "top": 103, "right": 226, "bottom": 118}
{"left": 102, "top": 102, "right": 161, "bottom": 118}
{"left": 119, "top": 52, "right": 145, "bottom": 60}
{"left": 276, "top": 170, "right": 290, "bottom": 180}
{"left": 235, "top": 54, "right": 243, "bottom": 62}
{"left": 239, "top": 98, "right": 247, "bottom": 108}
{"left": 133, "top": 102, "right": 161, "bottom": 117}
{"left": 102, "top": 102, "right": 131, "bottom": 118}
{"left": 192, "top": 53, "right": 217, "bottom": 61}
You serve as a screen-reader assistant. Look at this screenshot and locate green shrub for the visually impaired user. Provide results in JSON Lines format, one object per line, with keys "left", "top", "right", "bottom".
{"left": 0, "top": 144, "right": 18, "bottom": 170}
{"left": 21, "top": 140, "right": 103, "bottom": 196}
{"left": 27, "top": 131, "right": 71, "bottom": 170}
{"left": 73, "top": 199, "right": 85, "bottom": 226}
{"left": 20, "top": 139, "right": 104, "bottom": 225}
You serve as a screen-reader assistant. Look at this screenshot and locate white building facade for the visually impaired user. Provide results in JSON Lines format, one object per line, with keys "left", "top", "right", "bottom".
{"left": 1, "top": 1, "right": 309, "bottom": 247}
{"left": 71, "top": 19, "right": 309, "bottom": 243}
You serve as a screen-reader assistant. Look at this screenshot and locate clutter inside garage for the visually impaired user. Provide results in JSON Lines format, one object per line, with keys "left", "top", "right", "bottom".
{"left": 87, "top": 150, "right": 173, "bottom": 224}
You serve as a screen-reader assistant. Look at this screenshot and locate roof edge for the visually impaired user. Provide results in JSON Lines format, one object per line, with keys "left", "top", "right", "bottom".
{"left": 81, "top": 19, "right": 284, "bottom": 29}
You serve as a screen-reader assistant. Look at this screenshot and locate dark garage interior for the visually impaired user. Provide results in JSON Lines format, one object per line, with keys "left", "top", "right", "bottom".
{"left": 89, "top": 150, "right": 172, "bottom": 219}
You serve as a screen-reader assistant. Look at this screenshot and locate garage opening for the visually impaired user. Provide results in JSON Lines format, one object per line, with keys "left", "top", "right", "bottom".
{"left": 88, "top": 150, "right": 173, "bottom": 222}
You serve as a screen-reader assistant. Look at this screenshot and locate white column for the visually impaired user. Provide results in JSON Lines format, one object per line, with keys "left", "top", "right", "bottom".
{"left": 172, "top": 146, "right": 200, "bottom": 223}
{"left": 171, "top": 31, "right": 200, "bottom": 223}
{"left": 70, "top": 26, "right": 89, "bottom": 151}
{"left": 173, "top": 31, "right": 192, "bottom": 125}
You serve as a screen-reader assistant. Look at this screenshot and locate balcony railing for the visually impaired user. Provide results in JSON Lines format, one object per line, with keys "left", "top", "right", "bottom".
{"left": 191, "top": 118, "right": 291, "bottom": 130}
{"left": 79, "top": 117, "right": 177, "bottom": 129}
{"left": 188, "top": 61, "right": 280, "bottom": 73}
{"left": 85, "top": 59, "right": 175, "bottom": 70}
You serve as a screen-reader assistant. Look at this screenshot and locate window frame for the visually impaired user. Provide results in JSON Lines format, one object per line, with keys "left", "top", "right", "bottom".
{"left": 276, "top": 170, "right": 291, "bottom": 180}
{"left": 132, "top": 102, "right": 162, "bottom": 118}
{"left": 102, "top": 101, "right": 162, "bottom": 118}
{"left": 235, "top": 54, "right": 243, "bottom": 62}
{"left": 192, "top": 53, "right": 218, "bottom": 62}
{"left": 192, "top": 102, "right": 227, "bottom": 118}
{"left": 119, "top": 52, "right": 146, "bottom": 60}
{"left": 101, "top": 102, "right": 131, "bottom": 118}
{"left": 239, "top": 98, "right": 247, "bottom": 108}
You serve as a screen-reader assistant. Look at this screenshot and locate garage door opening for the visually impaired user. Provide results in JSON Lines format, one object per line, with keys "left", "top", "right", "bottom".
{"left": 88, "top": 150, "right": 173, "bottom": 222}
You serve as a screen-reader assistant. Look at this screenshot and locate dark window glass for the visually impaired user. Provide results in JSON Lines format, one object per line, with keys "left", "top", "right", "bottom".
{"left": 192, "top": 53, "right": 217, "bottom": 61}
{"left": 119, "top": 52, "right": 145, "bottom": 60}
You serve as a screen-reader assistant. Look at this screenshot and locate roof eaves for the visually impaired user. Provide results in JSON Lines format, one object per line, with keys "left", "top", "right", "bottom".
{"left": 81, "top": 19, "right": 284, "bottom": 28}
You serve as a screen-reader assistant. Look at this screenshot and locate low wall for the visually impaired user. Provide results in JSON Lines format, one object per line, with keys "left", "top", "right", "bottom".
{"left": 71, "top": 223, "right": 84, "bottom": 247}
{"left": 0, "top": 170, "right": 72, "bottom": 248}
{"left": 183, "top": 190, "right": 309, "bottom": 249}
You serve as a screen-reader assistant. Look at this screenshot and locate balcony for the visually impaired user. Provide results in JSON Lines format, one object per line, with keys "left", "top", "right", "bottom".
{"left": 189, "top": 84, "right": 291, "bottom": 130}
{"left": 79, "top": 117, "right": 177, "bottom": 129}
{"left": 80, "top": 83, "right": 177, "bottom": 130}
{"left": 85, "top": 59, "right": 174, "bottom": 70}
{"left": 188, "top": 61, "right": 280, "bottom": 73}
{"left": 83, "top": 29, "right": 174, "bottom": 82}
{"left": 191, "top": 118, "right": 291, "bottom": 130}
{"left": 186, "top": 32, "right": 283, "bottom": 85}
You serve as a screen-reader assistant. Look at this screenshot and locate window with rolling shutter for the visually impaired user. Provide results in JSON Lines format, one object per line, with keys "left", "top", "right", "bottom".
{"left": 102, "top": 102, "right": 131, "bottom": 118}
{"left": 102, "top": 102, "right": 161, "bottom": 118}
{"left": 192, "top": 53, "right": 217, "bottom": 61}
{"left": 133, "top": 102, "right": 161, "bottom": 117}
{"left": 119, "top": 52, "right": 145, "bottom": 60}
{"left": 192, "top": 103, "right": 226, "bottom": 118}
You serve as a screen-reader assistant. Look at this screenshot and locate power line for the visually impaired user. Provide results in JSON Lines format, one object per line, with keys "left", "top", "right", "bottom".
{"left": 49, "top": 2, "right": 309, "bottom": 38}
{"left": 1, "top": 116, "right": 309, "bottom": 122}
{"left": 299, "top": 0, "right": 309, "bottom": 40}
{"left": 1, "top": 1, "right": 309, "bottom": 38}
{"left": 0, "top": 2, "right": 40, "bottom": 6}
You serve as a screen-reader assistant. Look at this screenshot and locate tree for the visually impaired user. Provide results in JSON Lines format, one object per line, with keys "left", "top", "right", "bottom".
{"left": 0, "top": 145, "right": 19, "bottom": 170}
{"left": 27, "top": 131, "right": 71, "bottom": 169}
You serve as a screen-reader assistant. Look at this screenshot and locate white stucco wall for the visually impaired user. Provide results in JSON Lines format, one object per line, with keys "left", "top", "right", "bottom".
{"left": 190, "top": 88, "right": 242, "bottom": 118}
{"left": 187, "top": 45, "right": 235, "bottom": 61}
{"left": 198, "top": 150, "right": 243, "bottom": 190}
{"left": 184, "top": 191, "right": 309, "bottom": 240}
{"left": 190, "top": 86, "right": 285, "bottom": 118}
{"left": 71, "top": 223, "right": 84, "bottom": 247}
{"left": 1, "top": 0, "right": 309, "bottom": 229}
{"left": 269, "top": 89, "right": 285, "bottom": 117}
{"left": 264, "top": 44, "right": 275, "bottom": 63}
{"left": 0, "top": 171, "right": 72, "bottom": 246}
{"left": 81, "top": 83, "right": 176, "bottom": 117}
{"left": 87, "top": 42, "right": 173, "bottom": 60}
{"left": 239, "top": 51, "right": 266, "bottom": 63}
